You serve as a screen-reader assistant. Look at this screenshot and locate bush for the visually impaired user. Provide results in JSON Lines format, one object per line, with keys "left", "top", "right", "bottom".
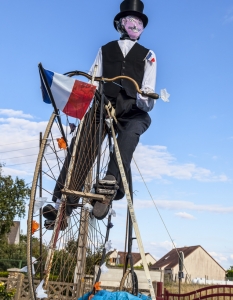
{"left": 226, "top": 270, "right": 233, "bottom": 278}
{"left": 0, "top": 272, "right": 8, "bottom": 278}
{"left": 0, "top": 281, "right": 16, "bottom": 299}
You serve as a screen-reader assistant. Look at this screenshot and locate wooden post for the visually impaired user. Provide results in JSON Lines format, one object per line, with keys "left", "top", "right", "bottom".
{"left": 15, "top": 273, "right": 25, "bottom": 300}
{"left": 152, "top": 281, "right": 157, "bottom": 297}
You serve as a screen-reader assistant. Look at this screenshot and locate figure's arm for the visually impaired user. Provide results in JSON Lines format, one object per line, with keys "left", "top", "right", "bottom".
{"left": 89, "top": 48, "right": 103, "bottom": 88}
{"left": 136, "top": 50, "right": 157, "bottom": 112}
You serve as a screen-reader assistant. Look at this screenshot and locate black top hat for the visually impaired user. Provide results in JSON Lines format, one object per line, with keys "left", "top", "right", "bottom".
{"left": 114, "top": 0, "right": 148, "bottom": 30}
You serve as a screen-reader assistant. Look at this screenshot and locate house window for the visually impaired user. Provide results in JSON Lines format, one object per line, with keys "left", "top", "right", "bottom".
{"left": 113, "top": 258, "right": 117, "bottom": 263}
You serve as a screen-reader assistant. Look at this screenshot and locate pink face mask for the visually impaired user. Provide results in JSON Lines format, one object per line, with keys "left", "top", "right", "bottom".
{"left": 121, "top": 15, "right": 144, "bottom": 40}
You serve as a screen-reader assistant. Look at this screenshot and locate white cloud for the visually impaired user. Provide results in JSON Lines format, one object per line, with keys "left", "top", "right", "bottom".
{"left": 175, "top": 212, "right": 195, "bottom": 219}
{"left": 0, "top": 109, "right": 33, "bottom": 119}
{"left": 0, "top": 117, "right": 48, "bottom": 177}
{"left": 209, "top": 251, "right": 228, "bottom": 263}
{"left": 1, "top": 111, "right": 228, "bottom": 186}
{"left": 133, "top": 143, "right": 228, "bottom": 183}
{"left": 149, "top": 241, "right": 176, "bottom": 260}
{"left": 114, "top": 198, "right": 233, "bottom": 214}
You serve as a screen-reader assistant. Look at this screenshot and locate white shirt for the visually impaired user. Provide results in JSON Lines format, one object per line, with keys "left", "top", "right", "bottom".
{"left": 89, "top": 39, "right": 157, "bottom": 112}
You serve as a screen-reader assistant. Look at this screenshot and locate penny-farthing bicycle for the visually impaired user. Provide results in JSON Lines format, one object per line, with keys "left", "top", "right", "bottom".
{"left": 27, "top": 66, "right": 160, "bottom": 300}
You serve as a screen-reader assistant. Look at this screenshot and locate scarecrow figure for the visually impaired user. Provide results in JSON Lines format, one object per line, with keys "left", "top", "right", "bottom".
{"left": 43, "top": 0, "right": 157, "bottom": 223}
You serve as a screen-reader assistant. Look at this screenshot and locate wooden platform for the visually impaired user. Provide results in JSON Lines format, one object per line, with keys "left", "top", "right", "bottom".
{"left": 61, "top": 189, "right": 105, "bottom": 201}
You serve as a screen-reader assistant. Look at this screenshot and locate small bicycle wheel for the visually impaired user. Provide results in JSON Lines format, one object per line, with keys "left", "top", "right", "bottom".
{"left": 27, "top": 89, "right": 112, "bottom": 300}
{"left": 119, "top": 269, "right": 138, "bottom": 295}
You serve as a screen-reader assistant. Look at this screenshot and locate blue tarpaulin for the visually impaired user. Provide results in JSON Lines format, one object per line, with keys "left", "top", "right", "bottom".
{"left": 78, "top": 290, "right": 151, "bottom": 300}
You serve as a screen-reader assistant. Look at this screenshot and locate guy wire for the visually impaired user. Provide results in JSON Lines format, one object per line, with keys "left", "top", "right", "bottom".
{"left": 132, "top": 157, "right": 193, "bottom": 285}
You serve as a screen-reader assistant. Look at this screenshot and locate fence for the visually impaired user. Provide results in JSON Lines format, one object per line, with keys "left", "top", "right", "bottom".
{"left": 164, "top": 285, "right": 233, "bottom": 300}
{"left": 0, "top": 259, "right": 27, "bottom": 270}
{"left": 1, "top": 272, "right": 93, "bottom": 300}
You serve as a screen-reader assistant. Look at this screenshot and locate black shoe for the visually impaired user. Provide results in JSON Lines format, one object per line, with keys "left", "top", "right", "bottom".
{"left": 99, "top": 175, "right": 117, "bottom": 186}
{"left": 99, "top": 175, "right": 117, "bottom": 185}
{"left": 44, "top": 218, "right": 68, "bottom": 231}
{"left": 42, "top": 204, "right": 58, "bottom": 221}
{"left": 92, "top": 195, "right": 113, "bottom": 220}
{"left": 96, "top": 175, "right": 118, "bottom": 194}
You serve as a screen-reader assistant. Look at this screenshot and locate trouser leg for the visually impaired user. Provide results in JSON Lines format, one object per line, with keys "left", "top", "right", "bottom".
{"left": 107, "top": 113, "right": 151, "bottom": 200}
{"left": 51, "top": 94, "right": 106, "bottom": 215}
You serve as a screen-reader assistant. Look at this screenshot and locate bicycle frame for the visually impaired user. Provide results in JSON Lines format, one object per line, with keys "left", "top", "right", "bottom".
{"left": 33, "top": 67, "right": 156, "bottom": 298}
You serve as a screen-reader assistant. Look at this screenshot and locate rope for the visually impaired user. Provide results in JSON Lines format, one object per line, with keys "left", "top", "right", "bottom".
{"left": 132, "top": 157, "right": 193, "bottom": 285}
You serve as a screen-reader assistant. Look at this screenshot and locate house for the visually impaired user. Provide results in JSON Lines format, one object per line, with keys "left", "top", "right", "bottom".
{"left": 107, "top": 250, "right": 156, "bottom": 267}
{"left": 7, "top": 221, "right": 20, "bottom": 245}
{"left": 150, "top": 245, "right": 225, "bottom": 281}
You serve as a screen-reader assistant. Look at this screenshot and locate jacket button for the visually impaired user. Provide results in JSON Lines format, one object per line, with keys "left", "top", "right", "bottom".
{"left": 123, "top": 61, "right": 126, "bottom": 63}
{"left": 122, "top": 67, "right": 125, "bottom": 69}
{"left": 122, "top": 73, "right": 125, "bottom": 75}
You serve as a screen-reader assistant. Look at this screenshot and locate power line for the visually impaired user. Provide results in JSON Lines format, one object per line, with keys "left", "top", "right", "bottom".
{"left": 1, "top": 149, "right": 64, "bottom": 160}
{"left": 1, "top": 153, "right": 39, "bottom": 160}
{"left": 0, "top": 146, "right": 38, "bottom": 154}
{"left": 0, "top": 137, "right": 62, "bottom": 147}
{"left": 4, "top": 161, "right": 37, "bottom": 167}
{"left": 4, "top": 157, "right": 65, "bottom": 167}
{"left": 0, "top": 138, "right": 39, "bottom": 146}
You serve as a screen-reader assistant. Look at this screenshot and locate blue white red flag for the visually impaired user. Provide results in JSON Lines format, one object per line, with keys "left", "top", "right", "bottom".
{"left": 145, "top": 51, "right": 156, "bottom": 63}
{"left": 40, "top": 68, "right": 96, "bottom": 119}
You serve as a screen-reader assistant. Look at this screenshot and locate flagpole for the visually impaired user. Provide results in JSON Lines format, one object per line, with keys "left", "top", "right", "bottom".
{"left": 38, "top": 62, "right": 70, "bottom": 152}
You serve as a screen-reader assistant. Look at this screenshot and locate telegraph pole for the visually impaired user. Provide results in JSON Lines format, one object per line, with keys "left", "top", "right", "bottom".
{"left": 178, "top": 251, "right": 184, "bottom": 294}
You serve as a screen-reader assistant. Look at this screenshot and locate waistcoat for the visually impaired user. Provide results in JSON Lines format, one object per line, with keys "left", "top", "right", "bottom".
{"left": 102, "top": 41, "right": 149, "bottom": 99}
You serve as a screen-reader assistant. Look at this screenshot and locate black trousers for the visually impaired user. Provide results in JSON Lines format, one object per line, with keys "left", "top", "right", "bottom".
{"left": 106, "top": 91, "right": 151, "bottom": 199}
{"left": 52, "top": 91, "right": 151, "bottom": 213}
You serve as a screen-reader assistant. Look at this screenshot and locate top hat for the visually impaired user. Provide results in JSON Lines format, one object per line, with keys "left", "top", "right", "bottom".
{"left": 114, "top": 0, "right": 148, "bottom": 30}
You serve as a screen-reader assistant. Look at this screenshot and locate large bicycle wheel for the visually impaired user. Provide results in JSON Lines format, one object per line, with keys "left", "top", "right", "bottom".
{"left": 119, "top": 269, "right": 138, "bottom": 295}
{"left": 27, "top": 90, "right": 112, "bottom": 300}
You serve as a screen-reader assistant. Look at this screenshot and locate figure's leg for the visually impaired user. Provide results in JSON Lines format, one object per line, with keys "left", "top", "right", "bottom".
{"left": 92, "top": 113, "right": 151, "bottom": 220}
{"left": 43, "top": 94, "right": 106, "bottom": 220}
{"left": 107, "top": 112, "right": 151, "bottom": 200}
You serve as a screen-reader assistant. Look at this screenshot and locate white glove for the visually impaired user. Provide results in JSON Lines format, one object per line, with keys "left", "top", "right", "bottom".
{"left": 136, "top": 86, "right": 155, "bottom": 112}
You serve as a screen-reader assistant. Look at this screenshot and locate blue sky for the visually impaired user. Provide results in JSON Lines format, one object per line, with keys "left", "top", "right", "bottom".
{"left": 0, "top": 1, "right": 233, "bottom": 272}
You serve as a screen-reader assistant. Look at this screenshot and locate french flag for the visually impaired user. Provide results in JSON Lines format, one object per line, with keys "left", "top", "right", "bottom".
{"left": 40, "top": 68, "right": 96, "bottom": 120}
{"left": 145, "top": 51, "right": 156, "bottom": 63}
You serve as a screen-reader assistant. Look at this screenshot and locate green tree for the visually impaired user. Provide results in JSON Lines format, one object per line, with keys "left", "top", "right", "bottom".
{"left": 226, "top": 267, "right": 233, "bottom": 279}
{"left": 0, "top": 164, "right": 30, "bottom": 237}
{"left": 0, "top": 234, "right": 46, "bottom": 271}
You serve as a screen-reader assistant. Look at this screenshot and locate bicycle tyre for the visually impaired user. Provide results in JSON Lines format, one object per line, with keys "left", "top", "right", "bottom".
{"left": 119, "top": 269, "right": 138, "bottom": 295}
{"left": 27, "top": 90, "right": 112, "bottom": 299}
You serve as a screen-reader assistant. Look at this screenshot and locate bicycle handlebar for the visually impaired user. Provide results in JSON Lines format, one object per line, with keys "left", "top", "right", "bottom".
{"left": 64, "top": 70, "right": 160, "bottom": 100}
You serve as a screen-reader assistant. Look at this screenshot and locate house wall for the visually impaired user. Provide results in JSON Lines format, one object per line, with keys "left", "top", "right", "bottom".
{"left": 134, "top": 254, "right": 156, "bottom": 267}
{"left": 95, "top": 266, "right": 163, "bottom": 290}
{"left": 108, "top": 251, "right": 118, "bottom": 266}
{"left": 172, "top": 247, "right": 225, "bottom": 281}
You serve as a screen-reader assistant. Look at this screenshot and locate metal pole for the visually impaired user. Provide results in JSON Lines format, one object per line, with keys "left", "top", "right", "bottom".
{"left": 39, "top": 132, "right": 43, "bottom": 281}
{"left": 38, "top": 63, "right": 70, "bottom": 155}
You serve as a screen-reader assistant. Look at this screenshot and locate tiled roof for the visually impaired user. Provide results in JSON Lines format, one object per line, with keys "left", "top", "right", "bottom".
{"left": 150, "top": 246, "right": 199, "bottom": 269}
{"left": 118, "top": 251, "right": 142, "bottom": 265}
{"left": 107, "top": 251, "right": 152, "bottom": 266}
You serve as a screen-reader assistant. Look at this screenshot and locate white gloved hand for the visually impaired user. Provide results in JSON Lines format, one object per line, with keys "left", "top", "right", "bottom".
{"left": 136, "top": 86, "right": 155, "bottom": 112}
